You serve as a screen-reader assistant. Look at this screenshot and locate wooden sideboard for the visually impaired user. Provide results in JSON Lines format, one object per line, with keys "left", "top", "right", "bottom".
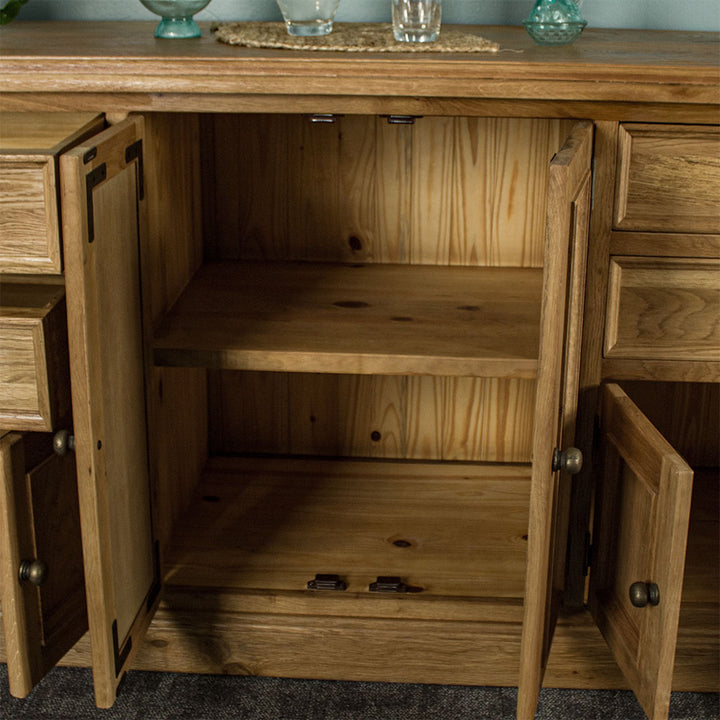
{"left": 0, "top": 23, "right": 718, "bottom": 720}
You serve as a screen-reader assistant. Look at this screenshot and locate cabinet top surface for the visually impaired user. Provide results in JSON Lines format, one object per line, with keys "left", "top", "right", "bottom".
{"left": 0, "top": 23, "right": 718, "bottom": 108}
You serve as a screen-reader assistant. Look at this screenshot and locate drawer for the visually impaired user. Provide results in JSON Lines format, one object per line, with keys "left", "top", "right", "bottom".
{"left": 0, "top": 112, "right": 105, "bottom": 274}
{"left": 614, "top": 124, "right": 720, "bottom": 233}
{"left": 0, "top": 282, "right": 71, "bottom": 431}
{"left": 604, "top": 256, "right": 720, "bottom": 362}
{"left": 0, "top": 158, "right": 62, "bottom": 274}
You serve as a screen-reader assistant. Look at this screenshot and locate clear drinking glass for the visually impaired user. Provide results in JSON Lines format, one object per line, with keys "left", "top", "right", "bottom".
{"left": 392, "top": 0, "right": 442, "bottom": 43}
{"left": 275, "top": 0, "right": 342, "bottom": 36}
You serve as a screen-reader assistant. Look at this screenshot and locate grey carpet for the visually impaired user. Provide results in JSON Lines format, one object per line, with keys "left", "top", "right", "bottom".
{"left": 1, "top": 665, "right": 718, "bottom": 719}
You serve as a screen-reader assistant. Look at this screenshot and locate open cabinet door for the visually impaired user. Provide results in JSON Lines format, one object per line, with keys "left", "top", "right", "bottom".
{"left": 59, "top": 117, "right": 160, "bottom": 708}
{"left": 0, "top": 432, "right": 87, "bottom": 697}
{"left": 517, "top": 120, "right": 593, "bottom": 720}
{"left": 589, "top": 383, "right": 693, "bottom": 720}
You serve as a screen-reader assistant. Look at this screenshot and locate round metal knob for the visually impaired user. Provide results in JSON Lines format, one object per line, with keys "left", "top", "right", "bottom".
{"left": 18, "top": 559, "right": 49, "bottom": 586}
{"left": 552, "top": 447, "right": 583, "bottom": 474}
{"left": 53, "top": 429, "right": 75, "bottom": 456}
{"left": 629, "top": 581, "right": 660, "bottom": 608}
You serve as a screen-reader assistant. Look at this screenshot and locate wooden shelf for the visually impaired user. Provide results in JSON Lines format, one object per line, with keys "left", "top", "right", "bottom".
{"left": 163, "top": 455, "right": 531, "bottom": 603}
{"left": 153, "top": 261, "right": 542, "bottom": 378}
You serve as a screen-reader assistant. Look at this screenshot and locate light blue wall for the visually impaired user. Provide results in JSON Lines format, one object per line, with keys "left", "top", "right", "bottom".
{"left": 17, "top": 0, "right": 720, "bottom": 32}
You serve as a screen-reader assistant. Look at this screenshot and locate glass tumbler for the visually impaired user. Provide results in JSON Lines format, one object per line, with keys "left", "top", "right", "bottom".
{"left": 275, "top": 0, "right": 342, "bottom": 36}
{"left": 392, "top": 0, "right": 442, "bottom": 43}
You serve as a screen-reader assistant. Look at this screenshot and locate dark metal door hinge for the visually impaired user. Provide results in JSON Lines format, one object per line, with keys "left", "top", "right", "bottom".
{"left": 125, "top": 139, "right": 145, "bottom": 201}
{"left": 85, "top": 163, "right": 107, "bottom": 243}
{"left": 112, "top": 620, "right": 132, "bottom": 677}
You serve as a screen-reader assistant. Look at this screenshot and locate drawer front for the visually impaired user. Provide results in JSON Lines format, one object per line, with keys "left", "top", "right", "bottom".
{"left": 605, "top": 256, "right": 720, "bottom": 362}
{"left": 0, "top": 283, "right": 70, "bottom": 431}
{"left": 0, "top": 158, "right": 62, "bottom": 274}
{"left": 614, "top": 124, "right": 720, "bottom": 233}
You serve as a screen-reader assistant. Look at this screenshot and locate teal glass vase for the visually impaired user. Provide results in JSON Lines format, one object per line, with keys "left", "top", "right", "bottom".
{"left": 524, "top": 0, "right": 587, "bottom": 46}
{"left": 139, "top": 0, "right": 212, "bottom": 39}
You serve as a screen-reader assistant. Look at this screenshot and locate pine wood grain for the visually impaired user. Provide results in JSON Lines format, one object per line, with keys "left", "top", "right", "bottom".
{"left": 201, "top": 114, "right": 559, "bottom": 465}
{"left": 202, "top": 115, "right": 568, "bottom": 269}
{"left": 141, "top": 113, "right": 208, "bottom": 553}
{"left": 153, "top": 261, "right": 542, "bottom": 378}
{"left": 164, "top": 456, "right": 531, "bottom": 601}
{"left": 211, "top": 372, "right": 535, "bottom": 463}
{"left": 287, "top": 374, "right": 408, "bottom": 458}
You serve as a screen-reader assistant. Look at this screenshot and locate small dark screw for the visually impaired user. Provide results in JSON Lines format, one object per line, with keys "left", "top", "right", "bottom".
{"left": 370, "top": 431, "right": 382, "bottom": 442}
{"left": 348, "top": 236, "right": 363, "bottom": 252}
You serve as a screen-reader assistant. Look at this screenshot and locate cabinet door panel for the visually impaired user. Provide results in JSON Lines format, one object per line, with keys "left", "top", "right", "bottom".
{"left": 589, "top": 383, "right": 693, "bottom": 720}
{"left": 0, "top": 432, "right": 87, "bottom": 696}
{"left": 517, "top": 120, "right": 593, "bottom": 719}
{"left": 60, "top": 117, "right": 160, "bottom": 708}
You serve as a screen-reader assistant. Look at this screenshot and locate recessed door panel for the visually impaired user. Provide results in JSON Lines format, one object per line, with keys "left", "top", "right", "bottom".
{"left": 60, "top": 117, "right": 160, "bottom": 708}
{"left": 589, "top": 383, "right": 694, "bottom": 720}
{"left": 0, "top": 432, "right": 86, "bottom": 697}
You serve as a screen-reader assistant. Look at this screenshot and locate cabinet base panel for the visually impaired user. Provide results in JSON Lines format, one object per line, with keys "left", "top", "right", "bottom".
{"left": 1, "top": 606, "right": 716, "bottom": 692}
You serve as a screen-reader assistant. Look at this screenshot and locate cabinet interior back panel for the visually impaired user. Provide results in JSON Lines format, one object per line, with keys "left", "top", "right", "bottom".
{"left": 209, "top": 371, "right": 535, "bottom": 463}
{"left": 202, "top": 115, "right": 570, "bottom": 267}
{"left": 200, "top": 115, "right": 566, "bottom": 463}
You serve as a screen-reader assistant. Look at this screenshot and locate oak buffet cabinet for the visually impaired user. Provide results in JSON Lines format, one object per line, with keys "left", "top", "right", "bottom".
{"left": 0, "top": 22, "right": 718, "bottom": 720}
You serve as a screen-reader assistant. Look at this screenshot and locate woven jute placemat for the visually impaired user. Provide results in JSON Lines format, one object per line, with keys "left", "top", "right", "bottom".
{"left": 213, "top": 22, "right": 500, "bottom": 53}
